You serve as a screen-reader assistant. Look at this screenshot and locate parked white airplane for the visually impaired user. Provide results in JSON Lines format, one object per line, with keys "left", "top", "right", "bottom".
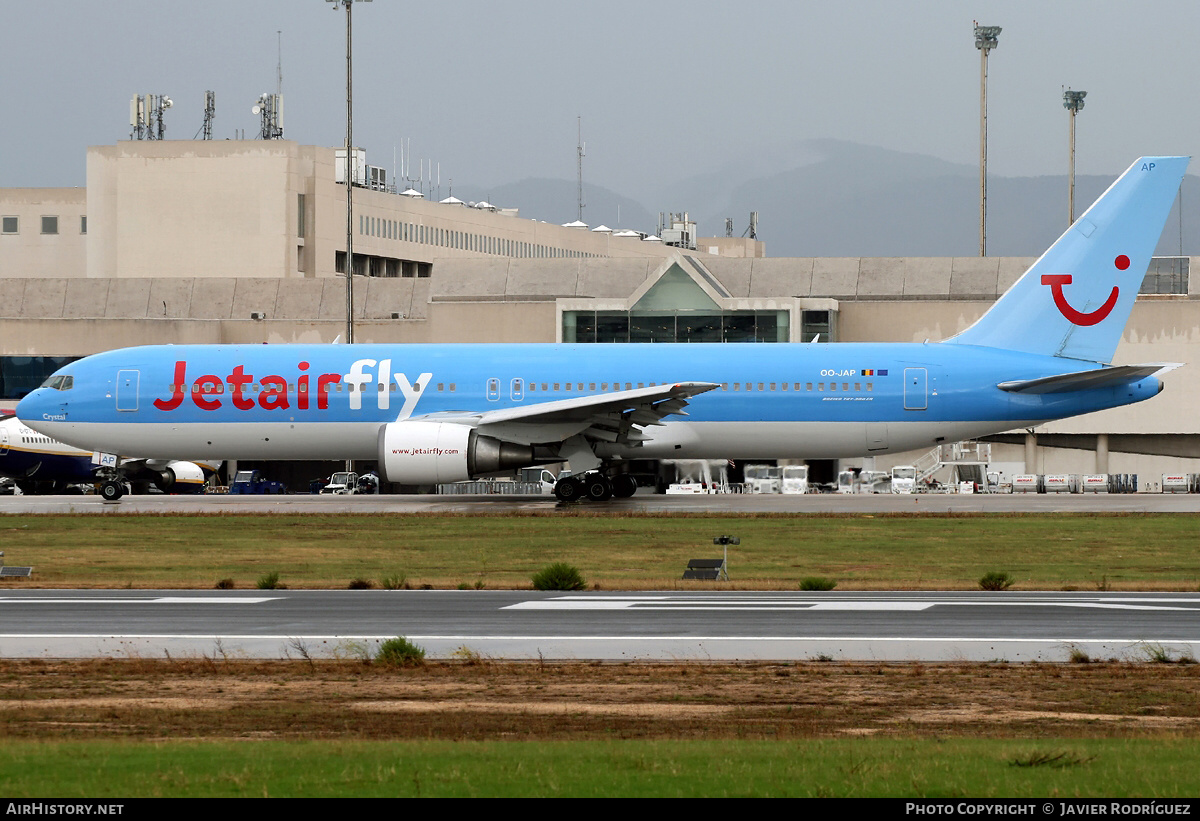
{"left": 0, "top": 412, "right": 217, "bottom": 496}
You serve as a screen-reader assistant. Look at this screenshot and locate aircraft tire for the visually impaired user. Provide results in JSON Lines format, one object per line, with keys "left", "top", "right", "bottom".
{"left": 100, "top": 480, "right": 124, "bottom": 501}
{"left": 584, "top": 474, "right": 613, "bottom": 502}
{"left": 554, "top": 476, "right": 583, "bottom": 503}
{"left": 611, "top": 474, "right": 638, "bottom": 498}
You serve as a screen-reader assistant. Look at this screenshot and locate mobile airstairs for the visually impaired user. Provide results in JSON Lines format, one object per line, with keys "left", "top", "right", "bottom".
{"left": 910, "top": 441, "right": 992, "bottom": 492}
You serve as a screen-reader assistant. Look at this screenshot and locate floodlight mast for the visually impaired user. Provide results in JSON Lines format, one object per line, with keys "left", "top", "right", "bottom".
{"left": 1063, "top": 89, "right": 1087, "bottom": 225}
{"left": 328, "top": 0, "right": 371, "bottom": 347}
{"left": 329, "top": 0, "right": 371, "bottom": 474}
{"left": 974, "top": 23, "right": 1001, "bottom": 257}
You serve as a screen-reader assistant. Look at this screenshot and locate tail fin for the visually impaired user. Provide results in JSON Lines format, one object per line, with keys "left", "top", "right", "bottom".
{"left": 947, "top": 156, "right": 1188, "bottom": 363}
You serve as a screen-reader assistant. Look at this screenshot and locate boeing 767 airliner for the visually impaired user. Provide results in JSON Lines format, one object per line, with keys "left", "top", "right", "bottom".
{"left": 16, "top": 156, "right": 1188, "bottom": 501}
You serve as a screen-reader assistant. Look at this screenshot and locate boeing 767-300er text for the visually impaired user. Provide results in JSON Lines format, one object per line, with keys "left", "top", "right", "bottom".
{"left": 16, "top": 157, "right": 1188, "bottom": 501}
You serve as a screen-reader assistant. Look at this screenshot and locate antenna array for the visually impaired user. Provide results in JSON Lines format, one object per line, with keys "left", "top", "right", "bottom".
{"left": 199, "top": 91, "right": 216, "bottom": 140}
{"left": 130, "top": 94, "right": 173, "bottom": 140}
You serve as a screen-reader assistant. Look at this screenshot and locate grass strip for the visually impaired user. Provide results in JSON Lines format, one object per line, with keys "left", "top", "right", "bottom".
{"left": 0, "top": 511, "right": 1197, "bottom": 590}
{"left": 2, "top": 737, "right": 1199, "bottom": 797}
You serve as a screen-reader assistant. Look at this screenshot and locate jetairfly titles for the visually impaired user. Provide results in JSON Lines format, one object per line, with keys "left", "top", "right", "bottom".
{"left": 151, "top": 359, "right": 431, "bottom": 417}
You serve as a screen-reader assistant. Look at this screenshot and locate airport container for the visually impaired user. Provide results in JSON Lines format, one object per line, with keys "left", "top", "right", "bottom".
{"left": 1081, "top": 475, "right": 1109, "bottom": 493}
{"left": 1011, "top": 474, "right": 1040, "bottom": 493}
{"left": 1161, "top": 473, "right": 1191, "bottom": 493}
{"left": 1042, "top": 474, "right": 1076, "bottom": 493}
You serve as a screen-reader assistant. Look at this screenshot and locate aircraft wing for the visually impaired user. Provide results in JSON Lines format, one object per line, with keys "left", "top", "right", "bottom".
{"left": 411, "top": 381, "right": 721, "bottom": 447}
{"left": 997, "top": 364, "right": 1181, "bottom": 395}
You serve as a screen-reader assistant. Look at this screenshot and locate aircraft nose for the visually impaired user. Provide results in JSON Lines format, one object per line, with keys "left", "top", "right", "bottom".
{"left": 16, "top": 389, "right": 50, "bottom": 423}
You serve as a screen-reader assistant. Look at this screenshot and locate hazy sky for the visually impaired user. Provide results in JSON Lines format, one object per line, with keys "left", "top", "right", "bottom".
{"left": 4, "top": 0, "right": 1198, "bottom": 199}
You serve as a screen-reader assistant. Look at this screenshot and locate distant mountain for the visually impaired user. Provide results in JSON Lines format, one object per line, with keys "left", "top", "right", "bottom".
{"left": 483, "top": 141, "right": 1199, "bottom": 257}
{"left": 696, "top": 140, "right": 1197, "bottom": 257}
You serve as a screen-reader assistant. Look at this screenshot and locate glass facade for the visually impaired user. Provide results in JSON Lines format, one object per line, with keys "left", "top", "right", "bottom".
{"left": 800, "top": 310, "right": 832, "bottom": 342}
{"left": 563, "top": 310, "right": 790, "bottom": 343}
{"left": 562, "top": 264, "right": 801, "bottom": 344}
{"left": 0, "top": 356, "right": 79, "bottom": 400}
{"left": 1140, "top": 256, "right": 1189, "bottom": 295}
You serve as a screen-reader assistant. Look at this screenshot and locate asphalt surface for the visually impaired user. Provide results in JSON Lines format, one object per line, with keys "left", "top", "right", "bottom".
{"left": 2, "top": 491, "right": 1197, "bottom": 662}
{"left": 2, "top": 489, "right": 1200, "bottom": 514}
{"left": 2, "top": 589, "right": 1197, "bottom": 662}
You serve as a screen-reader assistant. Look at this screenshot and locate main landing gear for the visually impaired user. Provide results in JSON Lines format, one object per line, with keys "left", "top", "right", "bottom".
{"left": 553, "top": 471, "right": 638, "bottom": 503}
{"left": 99, "top": 480, "right": 126, "bottom": 501}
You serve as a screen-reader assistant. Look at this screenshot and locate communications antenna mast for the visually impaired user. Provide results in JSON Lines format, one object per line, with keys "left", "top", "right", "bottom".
{"left": 130, "top": 94, "right": 172, "bottom": 140}
{"left": 254, "top": 93, "right": 284, "bottom": 139}
{"left": 254, "top": 32, "right": 285, "bottom": 140}
{"left": 576, "top": 116, "right": 586, "bottom": 222}
{"left": 253, "top": 32, "right": 285, "bottom": 140}
{"left": 198, "top": 91, "right": 215, "bottom": 140}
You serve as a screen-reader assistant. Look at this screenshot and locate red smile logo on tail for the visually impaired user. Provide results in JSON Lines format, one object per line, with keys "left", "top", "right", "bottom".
{"left": 1041, "top": 255, "right": 1128, "bottom": 326}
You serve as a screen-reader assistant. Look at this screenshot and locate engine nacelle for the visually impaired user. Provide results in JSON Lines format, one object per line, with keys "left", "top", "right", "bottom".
{"left": 157, "top": 460, "right": 207, "bottom": 494}
{"left": 378, "top": 421, "right": 536, "bottom": 485}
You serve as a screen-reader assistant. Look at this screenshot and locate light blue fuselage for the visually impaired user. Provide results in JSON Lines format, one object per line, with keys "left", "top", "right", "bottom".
{"left": 15, "top": 341, "right": 1160, "bottom": 463}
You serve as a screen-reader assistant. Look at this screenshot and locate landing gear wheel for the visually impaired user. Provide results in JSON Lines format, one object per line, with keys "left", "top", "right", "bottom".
{"left": 584, "top": 473, "right": 614, "bottom": 502}
{"left": 554, "top": 476, "right": 584, "bottom": 502}
{"left": 611, "top": 474, "right": 638, "bottom": 498}
{"left": 99, "top": 480, "right": 125, "bottom": 501}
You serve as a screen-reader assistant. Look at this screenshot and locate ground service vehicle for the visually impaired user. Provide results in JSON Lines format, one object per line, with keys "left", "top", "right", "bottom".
{"left": 229, "top": 470, "right": 286, "bottom": 494}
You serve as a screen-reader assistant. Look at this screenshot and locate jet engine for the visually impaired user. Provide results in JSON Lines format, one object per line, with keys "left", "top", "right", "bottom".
{"left": 377, "top": 421, "right": 536, "bottom": 485}
{"left": 155, "top": 460, "right": 207, "bottom": 494}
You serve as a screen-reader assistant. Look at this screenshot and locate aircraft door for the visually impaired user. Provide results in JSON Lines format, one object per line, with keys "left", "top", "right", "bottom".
{"left": 903, "top": 368, "right": 927, "bottom": 411}
{"left": 486, "top": 378, "right": 500, "bottom": 402}
{"left": 510, "top": 378, "right": 524, "bottom": 401}
{"left": 116, "top": 370, "right": 140, "bottom": 412}
{"left": 865, "top": 422, "right": 888, "bottom": 451}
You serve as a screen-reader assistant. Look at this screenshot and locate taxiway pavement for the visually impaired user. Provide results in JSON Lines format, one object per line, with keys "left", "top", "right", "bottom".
{"left": 2, "top": 490, "right": 1200, "bottom": 514}
{"left": 2, "top": 590, "right": 1197, "bottom": 663}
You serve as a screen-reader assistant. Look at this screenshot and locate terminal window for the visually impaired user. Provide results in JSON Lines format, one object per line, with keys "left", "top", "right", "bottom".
{"left": 564, "top": 310, "right": 790, "bottom": 344}
{"left": 41, "top": 216, "right": 58, "bottom": 235}
{"left": 0, "top": 356, "right": 79, "bottom": 400}
{"left": 1, "top": 217, "right": 16, "bottom": 234}
{"left": 1140, "top": 256, "right": 1189, "bottom": 295}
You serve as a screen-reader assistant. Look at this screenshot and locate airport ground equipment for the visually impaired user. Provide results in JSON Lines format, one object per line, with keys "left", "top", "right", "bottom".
{"left": 682, "top": 558, "right": 727, "bottom": 581}
{"left": 229, "top": 470, "right": 286, "bottom": 495}
{"left": 320, "top": 471, "right": 358, "bottom": 494}
{"left": 683, "top": 535, "right": 737, "bottom": 580}
{"left": 0, "top": 552, "right": 32, "bottom": 578}
{"left": 743, "top": 464, "right": 781, "bottom": 494}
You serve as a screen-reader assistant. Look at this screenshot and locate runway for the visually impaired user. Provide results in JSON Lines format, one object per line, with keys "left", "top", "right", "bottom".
{"left": 3, "top": 490, "right": 1200, "bottom": 514}
{"left": 2, "top": 590, "right": 1197, "bottom": 662}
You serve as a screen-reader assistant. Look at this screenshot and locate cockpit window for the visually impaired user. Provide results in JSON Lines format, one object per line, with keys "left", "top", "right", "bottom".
{"left": 39, "top": 375, "right": 73, "bottom": 391}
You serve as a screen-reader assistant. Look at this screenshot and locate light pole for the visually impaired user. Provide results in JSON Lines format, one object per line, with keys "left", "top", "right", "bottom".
{"left": 1063, "top": 89, "right": 1087, "bottom": 226}
{"left": 974, "top": 23, "right": 1001, "bottom": 257}
{"left": 328, "top": 0, "right": 371, "bottom": 345}
{"left": 329, "top": 0, "right": 369, "bottom": 476}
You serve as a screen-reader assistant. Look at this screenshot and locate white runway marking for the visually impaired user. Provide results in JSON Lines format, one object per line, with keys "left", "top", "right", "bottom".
{"left": 0, "top": 597, "right": 280, "bottom": 604}
{"left": 503, "top": 595, "right": 1200, "bottom": 612}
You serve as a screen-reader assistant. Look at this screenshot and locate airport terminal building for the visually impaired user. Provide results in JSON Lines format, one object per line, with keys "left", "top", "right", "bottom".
{"left": 2, "top": 139, "right": 1199, "bottom": 489}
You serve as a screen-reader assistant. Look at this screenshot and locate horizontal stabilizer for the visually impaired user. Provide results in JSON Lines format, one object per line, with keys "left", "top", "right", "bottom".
{"left": 997, "top": 364, "right": 1180, "bottom": 395}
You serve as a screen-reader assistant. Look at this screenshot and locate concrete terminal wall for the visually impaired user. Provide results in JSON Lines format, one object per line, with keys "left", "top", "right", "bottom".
{"left": 0, "top": 188, "right": 87, "bottom": 280}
